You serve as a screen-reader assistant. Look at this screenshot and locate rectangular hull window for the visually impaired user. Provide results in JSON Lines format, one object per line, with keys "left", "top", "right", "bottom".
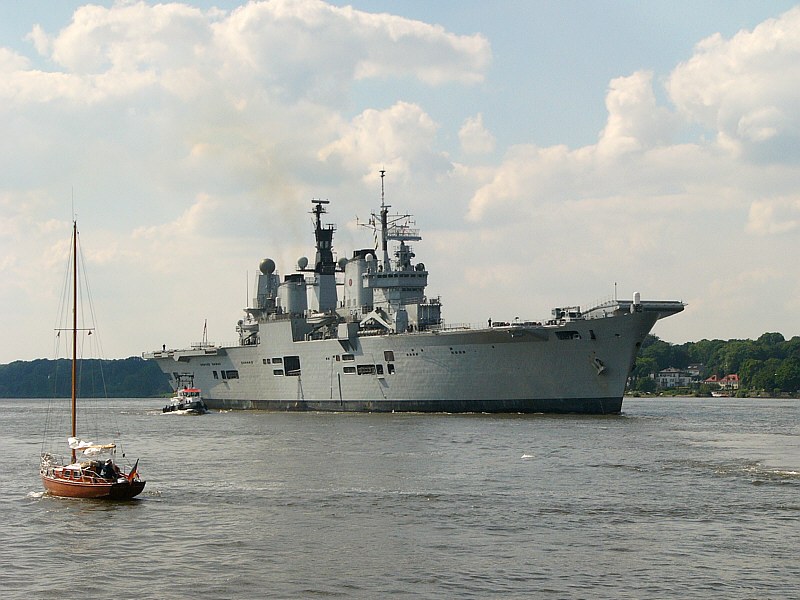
{"left": 555, "top": 331, "right": 581, "bottom": 340}
{"left": 284, "top": 355, "right": 301, "bottom": 376}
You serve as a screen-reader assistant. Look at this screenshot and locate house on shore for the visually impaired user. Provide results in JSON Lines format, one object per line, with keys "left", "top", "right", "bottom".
{"left": 704, "top": 373, "right": 740, "bottom": 391}
{"left": 655, "top": 367, "right": 694, "bottom": 389}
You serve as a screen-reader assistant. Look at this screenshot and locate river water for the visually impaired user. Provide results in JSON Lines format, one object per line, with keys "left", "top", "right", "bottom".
{"left": 3, "top": 397, "right": 799, "bottom": 599}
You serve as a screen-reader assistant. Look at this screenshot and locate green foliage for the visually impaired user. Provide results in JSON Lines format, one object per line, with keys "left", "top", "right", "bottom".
{"left": 640, "top": 335, "right": 690, "bottom": 370}
{"left": 775, "top": 358, "right": 800, "bottom": 392}
{"left": 632, "top": 357, "right": 658, "bottom": 379}
{"left": 696, "top": 384, "right": 714, "bottom": 397}
{"left": 758, "top": 332, "right": 785, "bottom": 346}
{"left": 635, "top": 377, "right": 657, "bottom": 393}
{"left": 629, "top": 333, "right": 800, "bottom": 395}
{"left": 0, "top": 357, "right": 170, "bottom": 398}
{"left": 751, "top": 358, "right": 782, "bottom": 391}
{"left": 739, "top": 359, "right": 763, "bottom": 387}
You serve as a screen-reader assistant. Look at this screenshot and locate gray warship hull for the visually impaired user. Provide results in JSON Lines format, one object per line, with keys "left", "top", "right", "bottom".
{"left": 147, "top": 301, "right": 678, "bottom": 414}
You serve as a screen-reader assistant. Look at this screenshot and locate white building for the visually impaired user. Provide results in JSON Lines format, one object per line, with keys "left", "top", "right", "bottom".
{"left": 655, "top": 367, "right": 693, "bottom": 389}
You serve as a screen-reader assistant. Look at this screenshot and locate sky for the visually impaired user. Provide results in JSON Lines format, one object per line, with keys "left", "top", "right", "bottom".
{"left": 2, "top": 0, "right": 800, "bottom": 363}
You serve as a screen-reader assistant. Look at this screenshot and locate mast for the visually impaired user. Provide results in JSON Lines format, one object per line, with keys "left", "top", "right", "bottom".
{"left": 308, "top": 199, "right": 338, "bottom": 311}
{"left": 71, "top": 220, "right": 77, "bottom": 463}
{"left": 310, "top": 199, "right": 335, "bottom": 275}
{"left": 379, "top": 170, "right": 389, "bottom": 268}
{"left": 375, "top": 170, "right": 420, "bottom": 271}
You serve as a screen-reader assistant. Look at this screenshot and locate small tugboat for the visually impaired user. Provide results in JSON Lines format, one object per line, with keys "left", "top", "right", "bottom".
{"left": 163, "top": 376, "right": 208, "bottom": 414}
{"left": 40, "top": 220, "right": 145, "bottom": 500}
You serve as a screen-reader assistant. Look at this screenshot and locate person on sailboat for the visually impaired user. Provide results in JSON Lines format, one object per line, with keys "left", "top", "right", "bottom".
{"left": 100, "top": 460, "right": 113, "bottom": 479}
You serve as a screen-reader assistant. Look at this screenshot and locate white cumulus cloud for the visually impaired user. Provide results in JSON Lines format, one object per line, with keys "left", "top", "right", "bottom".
{"left": 459, "top": 113, "right": 496, "bottom": 155}
{"left": 667, "top": 5, "right": 800, "bottom": 162}
{"left": 2, "top": 1, "right": 800, "bottom": 362}
{"left": 747, "top": 196, "right": 800, "bottom": 235}
{"left": 0, "top": 0, "right": 489, "bottom": 361}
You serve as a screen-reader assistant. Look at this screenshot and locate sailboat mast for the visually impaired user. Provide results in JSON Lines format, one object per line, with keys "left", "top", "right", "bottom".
{"left": 71, "top": 220, "right": 77, "bottom": 463}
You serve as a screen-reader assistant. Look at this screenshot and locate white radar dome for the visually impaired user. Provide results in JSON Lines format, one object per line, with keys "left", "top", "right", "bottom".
{"left": 259, "top": 258, "right": 276, "bottom": 274}
{"left": 338, "top": 257, "right": 347, "bottom": 270}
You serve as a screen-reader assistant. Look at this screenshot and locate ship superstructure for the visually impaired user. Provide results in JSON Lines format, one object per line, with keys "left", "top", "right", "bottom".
{"left": 145, "top": 172, "right": 683, "bottom": 414}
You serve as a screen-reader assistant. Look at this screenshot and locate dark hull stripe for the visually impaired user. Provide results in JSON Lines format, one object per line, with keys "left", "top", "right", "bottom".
{"left": 205, "top": 396, "right": 623, "bottom": 415}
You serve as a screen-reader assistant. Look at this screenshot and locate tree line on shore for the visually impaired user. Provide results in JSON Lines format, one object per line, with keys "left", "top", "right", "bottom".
{"left": 0, "top": 357, "right": 171, "bottom": 398}
{"left": 4, "top": 333, "right": 799, "bottom": 398}
{"left": 629, "top": 332, "right": 800, "bottom": 396}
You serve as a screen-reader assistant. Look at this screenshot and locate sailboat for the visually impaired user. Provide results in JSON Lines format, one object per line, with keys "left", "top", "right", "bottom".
{"left": 40, "top": 220, "right": 145, "bottom": 500}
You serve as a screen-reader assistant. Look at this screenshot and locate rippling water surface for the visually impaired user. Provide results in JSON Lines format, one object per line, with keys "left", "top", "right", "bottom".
{"left": 3, "top": 397, "right": 799, "bottom": 599}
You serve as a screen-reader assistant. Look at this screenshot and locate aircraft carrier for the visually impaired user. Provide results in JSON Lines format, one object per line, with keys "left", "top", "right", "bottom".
{"left": 144, "top": 172, "right": 683, "bottom": 414}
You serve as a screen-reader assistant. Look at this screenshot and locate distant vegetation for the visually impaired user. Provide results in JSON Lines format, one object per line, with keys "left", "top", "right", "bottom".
{"left": 629, "top": 332, "right": 800, "bottom": 397}
{"left": 3, "top": 334, "right": 799, "bottom": 399}
{"left": 0, "top": 356, "right": 171, "bottom": 398}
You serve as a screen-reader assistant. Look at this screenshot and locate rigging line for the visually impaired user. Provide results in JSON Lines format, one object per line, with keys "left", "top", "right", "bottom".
{"left": 43, "top": 224, "right": 79, "bottom": 457}
{"left": 75, "top": 227, "right": 125, "bottom": 455}
{"left": 77, "top": 233, "right": 109, "bottom": 399}
{"left": 54, "top": 231, "right": 73, "bottom": 344}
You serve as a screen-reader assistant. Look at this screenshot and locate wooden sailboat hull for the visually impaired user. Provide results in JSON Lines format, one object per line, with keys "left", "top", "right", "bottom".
{"left": 41, "top": 473, "right": 146, "bottom": 500}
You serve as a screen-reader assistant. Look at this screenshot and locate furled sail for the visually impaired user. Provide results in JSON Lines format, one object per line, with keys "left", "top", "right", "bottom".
{"left": 68, "top": 437, "right": 116, "bottom": 458}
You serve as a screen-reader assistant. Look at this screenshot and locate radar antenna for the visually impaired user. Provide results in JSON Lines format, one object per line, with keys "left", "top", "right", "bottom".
{"left": 380, "top": 169, "right": 386, "bottom": 209}
{"left": 355, "top": 170, "right": 420, "bottom": 270}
